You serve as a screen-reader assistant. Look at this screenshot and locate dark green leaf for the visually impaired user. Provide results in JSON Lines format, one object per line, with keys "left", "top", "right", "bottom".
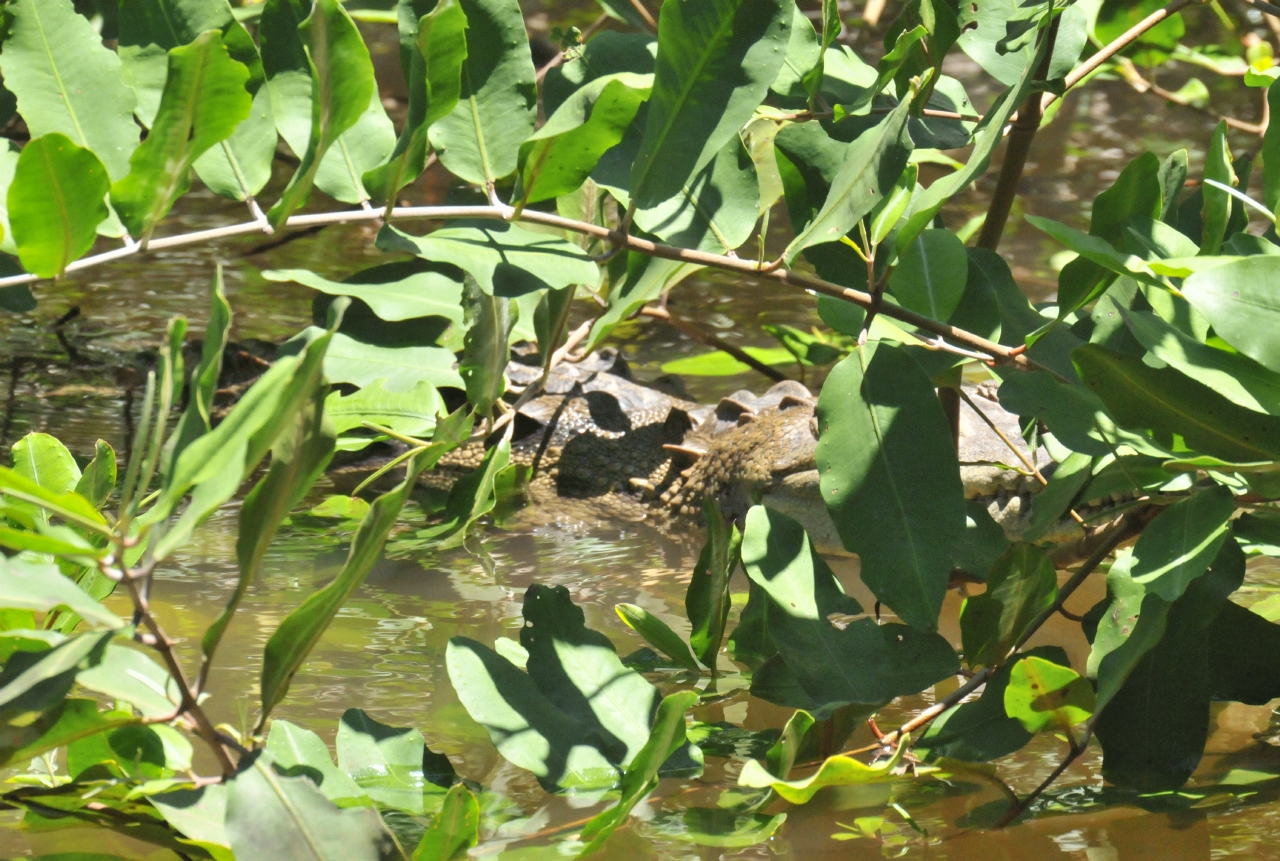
{"left": 111, "top": 31, "right": 252, "bottom": 242}
{"left": 888, "top": 228, "right": 968, "bottom": 320}
{"left": 163, "top": 265, "right": 232, "bottom": 476}
{"left": 996, "top": 370, "right": 1164, "bottom": 457}
{"left": 630, "top": 0, "right": 791, "bottom": 210}
{"left": 0, "top": 629, "right": 113, "bottom": 723}
{"left": 7, "top": 134, "right": 110, "bottom": 278}
{"left": 1073, "top": 343, "right": 1280, "bottom": 462}
{"left": 1124, "top": 486, "right": 1234, "bottom": 603}
{"left": 1200, "top": 122, "right": 1235, "bottom": 255}
{"left": 428, "top": 0, "right": 536, "bottom": 185}
{"left": 0, "top": 0, "right": 140, "bottom": 181}
{"left": 75, "top": 440, "right": 117, "bottom": 510}
{"left": 685, "top": 498, "right": 743, "bottom": 669}
{"left": 771, "top": 6, "right": 821, "bottom": 100}
{"left": 960, "top": 543, "right": 1057, "bottom": 669}
{"left": 953, "top": 499, "right": 1011, "bottom": 577}
{"left": 0, "top": 698, "right": 136, "bottom": 769}
{"left": 815, "top": 343, "right": 965, "bottom": 629}
{"left": 226, "top": 751, "right": 392, "bottom": 861}
{"left": 459, "top": 277, "right": 513, "bottom": 418}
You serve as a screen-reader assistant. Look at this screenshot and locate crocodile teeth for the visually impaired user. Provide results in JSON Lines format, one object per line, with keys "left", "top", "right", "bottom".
{"left": 663, "top": 444, "right": 706, "bottom": 461}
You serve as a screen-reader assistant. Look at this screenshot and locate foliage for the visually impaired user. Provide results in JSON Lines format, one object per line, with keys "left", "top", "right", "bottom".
{"left": 4, "top": 0, "right": 1280, "bottom": 854}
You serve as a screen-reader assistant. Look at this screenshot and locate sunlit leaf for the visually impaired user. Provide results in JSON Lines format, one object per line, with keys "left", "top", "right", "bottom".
{"left": 737, "top": 734, "right": 906, "bottom": 803}
{"left": 325, "top": 380, "right": 443, "bottom": 449}
{"left": 76, "top": 644, "right": 179, "bottom": 718}
{"left": 1182, "top": 256, "right": 1280, "bottom": 374}
{"left": 338, "top": 708, "right": 451, "bottom": 813}
{"left": 0, "top": 558, "right": 122, "bottom": 630}
{"left": 0, "top": 0, "right": 140, "bottom": 181}
{"left": 266, "top": 719, "right": 366, "bottom": 802}
{"left": 1003, "top": 656, "right": 1094, "bottom": 733}
{"left": 615, "top": 603, "right": 699, "bottom": 671}
{"left": 265, "top": 262, "right": 465, "bottom": 324}
{"left": 411, "top": 783, "right": 479, "bottom": 861}
{"left": 7, "top": 134, "right": 110, "bottom": 278}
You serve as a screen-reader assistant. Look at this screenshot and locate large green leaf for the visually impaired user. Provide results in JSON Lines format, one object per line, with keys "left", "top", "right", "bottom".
{"left": 959, "top": 544, "right": 1057, "bottom": 670}
{"left": 996, "top": 370, "right": 1165, "bottom": 457}
{"left": 75, "top": 644, "right": 179, "bottom": 718}
{"left": 579, "top": 690, "right": 700, "bottom": 854}
{"left": 445, "top": 637, "right": 619, "bottom": 790}
{"left": 519, "top": 75, "right": 651, "bottom": 206}
{"left": 521, "top": 585, "right": 660, "bottom": 766}
{"left": 815, "top": 343, "right": 964, "bottom": 630}
{"left": 458, "top": 276, "right": 513, "bottom": 418}
{"left": 265, "top": 262, "right": 464, "bottom": 324}
{"left": 365, "top": 0, "right": 469, "bottom": 203}
{"left": 1199, "top": 121, "right": 1235, "bottom": 255}
{"left": 337, "top": 708, "right": 450, "bottom": 813}
{"left": 0, "top": 558, "right": 121, "bottom": 630}
{"left": 163, "top": 267, "right": 232, "bottom": 475}
{"left": 226, "top": 751, "right": 391, "bottom": 861}
{"left": 202, "top": 388, "right": 334, "bottom": 672}
{"left": 786, "top": 97, "right": 913, "bottom": 260}
{"left": 0, "top": 0, "right": 139, "bottom": 181}
{"left": 887, "top": 228, "right": 967, "bottom": 320}
{"left": 1123, "top": 309, "right": 1280, "bottom": 415}
{"left": 1125, "top": 487, "right": 1234, "bottom": 602}
{"left": 0, "top": 698, "right": 136, "bottom": 769}
{"left": 428, "top": 0, "right": 537, "bottom": 185}
{"left": 957, "top": 0, "right": 1084, "bottom": 85}
{"left": 326, "top": 380, "right": 443, "bottom": 450}
{"left": 150, "top": 784, "right": 232, "bottom": 857}
{"left": 630, "top": 0, "right": 791, "bottom": 211}
{"left": 111, "top": 31, "right": 252, "bottom": 242}
{"left": 287, "top": 327, "right": 462, "bottom": 392}
{"left": 1182, "top": 256, "right": 1280, "bottom": 373}
{"left": 685, "top": 498, "right": 742, "bottom": 669}
{"left": 1026, "top": 215, "right": 1164, "bottom": 289}
{"left": 10, "top": 433, "right": 80, "bottom": 524}
{"left": 1073, "top": 343, "right": 1280, "bottom": 462}
{"left": 770, "top": 5, "right": 821, "bottom": 100}
{"left": 266, "top": 719, "right": 366, "bottom": 803}
{"left": 259, "top": 444, "right": 448, "bottom": 722}
{"left": 266, "top": 0, "right": 377, "bottom": 226}
{"left": 74, "top": 440, "right": 117, "bottom": 510}
{"left": 740, "top": 506, "right": 959, "bottom": 712}
{"left": 0, "top": 629, "right": 113, "bottom": 723}
{"left": 7, "top": 134, "right": 110, "bottom": 278}
{"left": 632, "top": 133, "right": 760, "bottom": 252}
{"left": 377, "top": 221, "right": 598, "bottom": 297}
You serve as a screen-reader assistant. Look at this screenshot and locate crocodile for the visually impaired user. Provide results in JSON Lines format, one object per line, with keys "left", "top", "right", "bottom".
{"left": 350, "top": 348, "right": 1130, "bottom": 562}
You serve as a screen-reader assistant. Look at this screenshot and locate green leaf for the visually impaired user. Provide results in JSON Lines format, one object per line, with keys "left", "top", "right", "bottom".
{"left": 428, "top": 0, "right": 537, "bottom": 185}
{"left": 736, "top": 734, "right": 906, "bottom": 803}
{"left": 918, "top": 646, "right": 1070, "bottom": 762}
{"left": 659, "top": 346, "right": 795, "bottom": 376}
{"left": 11, "top": 433, "right": 80, "bottom": 521}
{"left": 110, "top": 31, "right": 252, "bottom": 242}
{"left": 953, "top": 499, "right": 1011, "bottom": 576}
{"left": 411, "top": 783, "right": 479, "bottom": 861}
{"left": 163, "top": 267, "right": 232, "bottom": 475}
{"left": 685, "top": 498, "right": 743, "bottom": 668}
{"left": 629, "top": 0, "right": 791, "bottom": 211}
{"left": 1182, "top": 256, "right": 1280, "bottom": 374}
{"left": 771, "top": 6, "right": 821, "bottom": 100}
{"left": 259, "top": 444, "right": 445, "bottom": 722}
{"left": 1026, "top": 215, "right": 1164, "bottom": 290}
{"left": 519, "top": 75, "right": 651, "bottom": 206}
{"left": 803, "top": 0, "right": 841, "bottom": 102}
{"left": 144, "top": 319, "right": 337, "bottom": 559}
{"left": 1122, "top": 309, "right": 1280, "bottom": 415}
{"left": 765, "top": 709, "right": 815, "bottom": 780}
{"left": 264, "top": 262, "right": 465, "bottom": 324}
{"left": 587, "top": 251, "right": 702, "bottom": 351}
{"left": 377, "top": 221, "right": 598, "bottom": 297}
{"left": 615, "top": 604, "right": 699, "bottom": 671}
{"left": 521, "top": 585, "right": 662, "bottom": 767}
{"left": 289, "top": 328, "right": 463, "bottom": 392}
{"left": 0, "top": 526, "right": 102, "bottom": 562}
{"left": 150, "top": 784, "right": 231, "bottom": 856}
{"left": 1003, "top": 656, "right": 1094, "bottom": 733}
{"left": 365, "top": 0, "right": 469, "bottom": 204}
{"left": 786, "top": 97, "right": 913, "bottom": 261}
{"left": 338, "top": 708, "right": 448, "bottom": 813}
{"left": 459, "top": 277, "right": 513, "bottom": 419}
{"left": 0, "top": 463, "right": 108, "bottom": 536}
{"left": 226, "top": 751, "right": 391, "bottom": 861}
{"left": 0, "top": 558, "right": 122, "bottom": 630}
{"left": 0, "top": 0, "right": 140, "bottom": 181}
{"left": 75, "top": 643, "right": 179, "bottom": 718}
{"left": 887, "top": 228, "right": 967, "bottom": 320}
{"left": 632, "top": 133, "right": 761, "bottom": 253}
{"left": 1022, "top": 451, "right": 1091, "bottom": 543}
{"left": 740, "top": 506, "right": 958, "bottom": 711}
{"left": 1235, "top": 510, "right": 1280, "bottom": 556}
{"left": 867, "top": 163, "right": 917, "bottom": 245}
{"left": 960, "top": 544, "right": 1057, "bottom": 669}
{"left": 1200, "top": 122, "right": 1235, "bottom": 255}
{"left": 203, "top": 387, "right": 334, "bottom": 671}
{"left": 445, "top": 637, "right": 619, "bottom": 789}
{"left": 1126, "top": 486, "right": 1234, "bottom": 602}
{"left": 308, "top": 495, "right": 371, "bottom": 519}
{"left": 996, "top": 370, "right": 1165, "bottom": 458}
{"left": 579, "top": 690, "right": 700, "bottom": 854}
{"left": 839, "top": 25, "right": 926, "bottom": 116}
{"left": 815, "top": 343, "right": 964, "bottom": 630}
{"left": 75, "top": 440, "right": 117, "bottom": 510}
{"left": 7, "top": 134, "right": 110, "bottom": 278}
{"left": 266, "top": 719, "right": 366, "bottom": 802}
{"left": 325, "top": 380, "right": 442, "bottom": 448}
{"left": 415, "top": 432, "right": 506, "bottom": 548}
{"left": 1073, "top": 343, "right": 1280, "bottom": 462}
{"left": 266, "top": 0, "right": 377, "bottom": 227}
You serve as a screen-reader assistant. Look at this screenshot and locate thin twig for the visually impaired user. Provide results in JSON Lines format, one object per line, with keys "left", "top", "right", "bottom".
{"left": 640, "top": 306, "right": 789, "bottom": 382}
{"left": 1116, "top": 58, "right": 1264, "bottom": 134}
{"left": 953, "top": 386, "right": 1047, "bottom": 486}
{"left": 992, "top": 720, "right": 1097, "bottom": 828}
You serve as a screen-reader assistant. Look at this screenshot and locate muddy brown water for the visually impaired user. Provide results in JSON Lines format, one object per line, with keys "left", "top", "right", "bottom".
{"left": 3, "top": 6, "right": 1280, "bottom": 858}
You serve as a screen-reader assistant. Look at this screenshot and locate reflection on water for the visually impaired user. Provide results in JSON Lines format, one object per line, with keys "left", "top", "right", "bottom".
{"left": 3, "top": 6, "right": 1280, "bottom": 858}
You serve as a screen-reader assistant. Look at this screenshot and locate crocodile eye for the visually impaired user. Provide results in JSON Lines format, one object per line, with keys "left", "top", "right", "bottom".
{"left": 809, "top": 416, "right": 820, "bottom": 439}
